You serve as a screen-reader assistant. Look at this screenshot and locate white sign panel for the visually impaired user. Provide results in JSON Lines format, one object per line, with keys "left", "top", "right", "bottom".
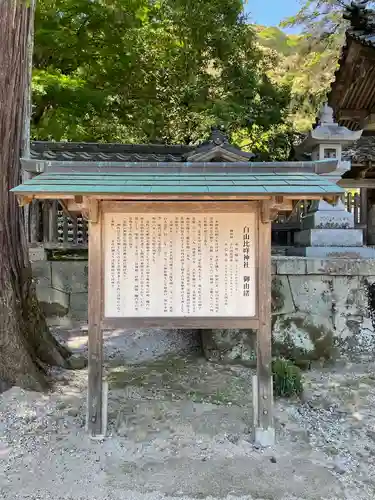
{"left": 104, "top": 212, "right": 256, "bottom": 318}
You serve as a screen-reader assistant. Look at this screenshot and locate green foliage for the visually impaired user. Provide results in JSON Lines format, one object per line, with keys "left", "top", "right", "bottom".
{"left": 272, "top": 358, "right": 303, "bottom": 398}
{"left": 32, "top": 0, "right": 291, "bottom": 151}
{"left": 254, "top": 25, "right": 301, "bottom": 56}
{"left": 275, "top": 0, "right": 375, "bottom": 130}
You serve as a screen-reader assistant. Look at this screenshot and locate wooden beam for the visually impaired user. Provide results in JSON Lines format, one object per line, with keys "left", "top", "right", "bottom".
{"left": 336, "top": 109, "right": 368, "bottom": 123}
{"left": 339, "top": 179, "right": 375, "bottom": 189}
{"left": 254, "top": 204, "right": 274, "bottom": 446}
{"left": 17, "top": 195, "right": 34, "bottom": 207}
{"left": 87, "top": 200, "right": 104, "bottom": 438}
{"left": 271, "top": 197, "right": 293, "bottom": 213}
{"left": 102, "top": 317, "right": 260, "bottom": 330}
{"left": 59, "top": 200, "right": 77, "bottom": 222}
{"left": 66, "top": 200, "right": 85, "bottom": 214}
{"left": 261, "top": 200, "right": 278, "bottom": 224}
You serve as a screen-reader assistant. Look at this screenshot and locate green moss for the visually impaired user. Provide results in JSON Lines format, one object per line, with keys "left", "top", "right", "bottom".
{"left": 271, "top": 276, "right": 285, "bottom": 313}
{"left": 47, "top": 249, "right": 88, "bottom": 261}
{"left": 108, "top": 354, "right": 249, "bottom": 407}
{"left": 272, "top": 315, "right": 336, "bottom": 367}
{"left": 39, "top": 301, "right": 69, "bottom": 317}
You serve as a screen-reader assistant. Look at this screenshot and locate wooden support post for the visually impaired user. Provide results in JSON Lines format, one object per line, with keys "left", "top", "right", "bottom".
{"left": 360, "top": 188, "right": 368, "bottom": 245}
{"left": 87, "top": 199, "right": 105, "bottom": 438}
{"left": 29, "top": 200, "right": 40, "bottom": 244}
{"left": 254, "top": 201, "right": 275, "bottom": 446}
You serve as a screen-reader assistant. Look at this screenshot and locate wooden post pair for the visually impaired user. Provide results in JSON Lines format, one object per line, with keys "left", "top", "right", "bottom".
{"left": 87, "top": 199, "right": 274, "bottom": 445}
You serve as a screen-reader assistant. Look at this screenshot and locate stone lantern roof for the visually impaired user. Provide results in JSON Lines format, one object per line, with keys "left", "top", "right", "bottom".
{"left": 295, "top": 104, "right": 362, "bottom": 157}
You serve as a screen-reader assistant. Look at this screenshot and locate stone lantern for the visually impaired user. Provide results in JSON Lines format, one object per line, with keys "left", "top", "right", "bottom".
{"left": 289, "top": 104, "right": 375, "bottom": 257}
{"left": 294, "top": 103, "right": 362, "bottom": 181}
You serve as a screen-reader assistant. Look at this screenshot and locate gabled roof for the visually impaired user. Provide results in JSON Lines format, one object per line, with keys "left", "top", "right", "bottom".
{"left": 30, "top": 141, "right": 192, "bottom": 163}
{"left": 15, "top": 130, "right": 344, "bottom": 200}
{"left": 12, "top": 160, "right": 344, "bottom": 198}
{"left": 29, "top": 128, "right": 255, "bottom": 164}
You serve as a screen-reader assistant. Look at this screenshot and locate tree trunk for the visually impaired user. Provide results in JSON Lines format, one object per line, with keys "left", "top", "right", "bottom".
{"left": 0, "top": 0, "right": 70, "bottom": 391}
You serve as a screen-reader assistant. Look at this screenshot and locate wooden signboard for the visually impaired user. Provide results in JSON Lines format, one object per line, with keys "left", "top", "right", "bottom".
{"left": 88, "top": 200, "right": 273, "bottom": 445}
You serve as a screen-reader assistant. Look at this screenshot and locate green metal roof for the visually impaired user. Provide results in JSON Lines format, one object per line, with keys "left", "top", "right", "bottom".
{"left": 12, "top": 171, "right": 344, "bottom": 196}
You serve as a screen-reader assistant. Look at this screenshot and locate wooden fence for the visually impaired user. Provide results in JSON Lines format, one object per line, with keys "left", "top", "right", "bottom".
{"left": 28, "top": 200, "right": 88, "bottom": 249}
{"left": 27, "top": 192, "right": 365, "bottom": 249}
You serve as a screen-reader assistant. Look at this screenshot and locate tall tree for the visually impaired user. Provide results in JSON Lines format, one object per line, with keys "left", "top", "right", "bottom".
{"left": 31, "top": 0, "right": 291, "bottom": 153}
{"left": 0, "top": 0, "right": 70, "bottom": 391}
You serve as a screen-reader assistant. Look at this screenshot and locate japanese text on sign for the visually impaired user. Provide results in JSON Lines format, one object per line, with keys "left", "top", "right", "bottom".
{"left": 104, "top": 212, "right": 256, "bottom": 318}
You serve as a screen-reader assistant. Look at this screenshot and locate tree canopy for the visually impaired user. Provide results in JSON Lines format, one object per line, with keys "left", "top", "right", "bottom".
{"left": 277, "top": 0, "right": 375, "bottom": 130}
{"left": 32, "top": 0, "right": 291, "bottom": 155}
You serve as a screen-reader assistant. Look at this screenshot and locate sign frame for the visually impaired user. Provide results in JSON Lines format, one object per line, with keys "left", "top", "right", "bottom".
{"left": 100, "top": 200, "right": 259, "bottom": 330}
{"left": 87, "top": 198, "right": 274, "bottom": 445}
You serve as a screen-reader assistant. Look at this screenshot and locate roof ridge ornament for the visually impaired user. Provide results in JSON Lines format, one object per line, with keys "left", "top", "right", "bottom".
{"left": 318, "top": 103, "right": 336, "bottom": 126}
{"left": 184, "top": 125, "right": 256, "bottom": 162}
{"left": 344, "top": 1, "right": 375, "bottom": 33}
{"left": 209, "top": 126, "right": 229, "bottom": 146}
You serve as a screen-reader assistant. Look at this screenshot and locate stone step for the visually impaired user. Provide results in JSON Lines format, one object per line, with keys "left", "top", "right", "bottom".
{"left": 295, "top": 228, "right": 363, "bottom": 247}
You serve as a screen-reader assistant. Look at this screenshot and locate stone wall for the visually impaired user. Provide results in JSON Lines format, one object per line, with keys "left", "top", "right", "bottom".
{"left": 271, "top": 257, "right": 375, "bottom": 363}
{"left": 31, "top": 252, "right": 375, "bottom": 362}
{"left": 31, "top": 250, "right": 88, "bottom": 327}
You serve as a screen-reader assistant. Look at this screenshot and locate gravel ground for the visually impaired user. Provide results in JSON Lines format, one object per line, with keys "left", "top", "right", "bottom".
{"left": 0, "top": 325, "right": 375, "bottom": 500}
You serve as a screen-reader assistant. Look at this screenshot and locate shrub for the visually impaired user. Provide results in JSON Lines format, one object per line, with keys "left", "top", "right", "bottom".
{"left": 272, "top": 358, "right": 303, "bottom": 398}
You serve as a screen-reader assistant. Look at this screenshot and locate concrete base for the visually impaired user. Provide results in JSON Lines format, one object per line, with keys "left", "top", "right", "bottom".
{"left": 286, "top": 246, "right": 375, "bottom": 258}
{"left": 295, "top": 228, "right": 363, "bottom": 247}
{"left": 254, "top": 427, "right": 276, "bottom": 447}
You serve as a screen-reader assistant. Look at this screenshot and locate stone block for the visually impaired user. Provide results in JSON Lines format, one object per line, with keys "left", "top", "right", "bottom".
{"left": 302, "top": 200, "right": 354, "bottom": 230}
{"left": 36, "top": 284, "right": 70, "bottom": 317}
{"left": 29, "top": 247, "right": 47, "bottom": 262}
{"left": 32, "top": 261, "right": 51, "bottom": 287}
{"left": 286, "top": 246, "right": 375, "bottom": 258}
{"left": 275, "top": 257, "right": 306, "bottom": 275}
{"left": 305, "top": 259, "right": 375, "bottom": 276}
{"left": 272, "top": 312, "right": 336, "bottom": 362}
{"left": 272, "top": 276, "right": 295, "bottom": 315}
{"left": 271, "top": 259, "right": 277, "bottom": 275}
{"left": 294, "top": 229, "right": 363, "bottom": 247}
{"left": 51, "top": 261, "right": 88, "bottom": 293}
{"left": 70, "top": 292, "right": 88, "bottom": 322}
{"left": 201, "top": 329, "right": 257, "bottom": 367}
{"left": 288, "top": 275, "right": 337, "bottom": 317}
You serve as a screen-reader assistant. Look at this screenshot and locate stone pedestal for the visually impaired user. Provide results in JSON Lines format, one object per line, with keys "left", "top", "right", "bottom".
{"left": 287, "top": 200, "right": 375, "bottom": 258}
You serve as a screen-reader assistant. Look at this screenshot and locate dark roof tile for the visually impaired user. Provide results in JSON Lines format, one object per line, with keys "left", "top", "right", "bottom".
{"left": 343, "top": 135, "right": 375, "bottom": 163}
{"left": 30, "top": 141, "right": 192, "bottom": 163}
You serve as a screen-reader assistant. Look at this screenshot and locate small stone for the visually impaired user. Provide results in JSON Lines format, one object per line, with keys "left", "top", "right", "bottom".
{"left": 270, "top": 456, "right": 277, "bottom": 463}
{"left": 226, "top": 434, "right": 240, "bottom": 445}
{"left": 333, "top": 458, "right": 347, "bottom": 475}
{"left": 67, "top": 408, "right": 79, "bottom": 417}
{"left": 68, "top": 354, "right": 88, "bottom": 370}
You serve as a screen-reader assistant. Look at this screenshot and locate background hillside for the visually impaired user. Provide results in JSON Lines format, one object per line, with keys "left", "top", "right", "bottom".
{"left": 255, "top": 24, "right": 340, "bottom": 133}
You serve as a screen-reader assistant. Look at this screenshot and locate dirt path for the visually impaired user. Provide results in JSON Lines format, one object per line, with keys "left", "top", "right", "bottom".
{"left": 0, "top": 326, "right": 374, "bottom": 500}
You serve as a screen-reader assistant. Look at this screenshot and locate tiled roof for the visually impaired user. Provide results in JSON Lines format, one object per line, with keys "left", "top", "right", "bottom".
{"left": 12, "top": 170, "right": 344, "bottom": 197}
{"left": 343, "top": 3, "right": 375, "bottom": 47}
{"left": 343, "top": 135, "right": 375, "bottom": 163}
{"left": 348, "top": 28, "right": 375, "bottom": 47}
{"left": 30, "top": 141, "right": 192, "bottom": 163}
